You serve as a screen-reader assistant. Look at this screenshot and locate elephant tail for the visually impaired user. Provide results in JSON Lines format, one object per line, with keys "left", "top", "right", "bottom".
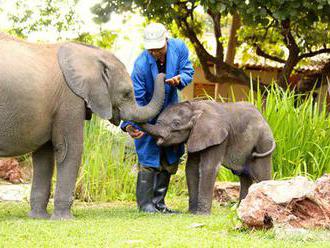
{"left": 252, "top": 140, "right": 276, "bottom": 158}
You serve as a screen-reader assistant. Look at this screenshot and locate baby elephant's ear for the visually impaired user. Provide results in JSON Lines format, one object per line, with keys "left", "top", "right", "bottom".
{"left": 187, "top": 112, "right": 228, "bottom": 153}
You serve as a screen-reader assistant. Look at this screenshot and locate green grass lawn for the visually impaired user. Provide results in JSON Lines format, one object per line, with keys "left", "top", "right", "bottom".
{"left": 0, "top": 197, "right": 329, "bottom": 248}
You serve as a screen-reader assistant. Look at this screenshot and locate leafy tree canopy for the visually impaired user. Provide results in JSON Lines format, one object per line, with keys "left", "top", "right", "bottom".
{"left": 234, "top": 0, "right": 330, "bottom": 87}
{"left": 74, "top": 30, "right": 117, "bottom": 49}
{"left": 1, "top": 0, "right": 117, "bottom": 49}
{"left": 92, "top": 0, "right": 330, "bottom": 90}
{"left": 6, "top": 0, "right": 82, "bottom": 39}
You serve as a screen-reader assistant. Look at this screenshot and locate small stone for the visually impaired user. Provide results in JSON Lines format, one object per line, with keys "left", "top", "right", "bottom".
{"left": 188, "top": 223, "right": 206, "bottom": 228}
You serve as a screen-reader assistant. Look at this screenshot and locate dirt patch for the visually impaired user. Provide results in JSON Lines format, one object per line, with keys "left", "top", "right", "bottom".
{"left": 213, "top": 182, "right": 240, "bottom": 205}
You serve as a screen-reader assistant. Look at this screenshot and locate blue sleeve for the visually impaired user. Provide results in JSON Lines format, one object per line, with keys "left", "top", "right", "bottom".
{"left": 176, "top": 41, "right": 194, "bottom": 90}
{"left": 120, "top": 63, "right": 146, "bottom": 131}
{"left": 131, "top": 64, "right": 148, "bottom": 106}
{"left": 120, "top": 121, "right": 138, "bottom": 132}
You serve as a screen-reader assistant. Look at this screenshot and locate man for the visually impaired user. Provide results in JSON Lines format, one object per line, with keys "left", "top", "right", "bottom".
{"left": 121, "top": 23, "right": 194, "bottom": 213}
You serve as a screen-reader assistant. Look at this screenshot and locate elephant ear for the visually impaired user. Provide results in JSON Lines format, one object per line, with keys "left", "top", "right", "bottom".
{"left": 187, "top": 110, "right": 228, "bottom": 153}
{"left": 58, "top": 43, "right": 112, "bottom": 119}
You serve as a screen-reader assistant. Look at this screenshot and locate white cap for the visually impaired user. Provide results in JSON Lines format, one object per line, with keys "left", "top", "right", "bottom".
{"left": 143, "top": 23, "right": 168, "bottom": 50}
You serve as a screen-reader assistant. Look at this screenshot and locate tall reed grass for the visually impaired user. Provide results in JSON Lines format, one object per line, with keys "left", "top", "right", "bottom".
{"left": 76, "top": 118, "right": 138, "bottom": 202}
{"left": 251, "top": 84, "right": 330, "bottom": 180}
{"left": 217, "top": 83, "right": 330, "bottom": 181}
{"left": 77, "top": 84, "right": 330, "bottom": 201}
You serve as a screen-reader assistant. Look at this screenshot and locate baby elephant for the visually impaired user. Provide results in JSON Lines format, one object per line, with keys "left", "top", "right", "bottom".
{"left": 142, "top": 100, "right": 275, "bottom": 214}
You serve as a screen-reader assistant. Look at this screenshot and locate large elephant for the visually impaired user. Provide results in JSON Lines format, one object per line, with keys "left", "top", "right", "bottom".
{"left": 0, "top": 33, "right": 165, "bottom": 219}
{"left": 141, "top": 100, "right": 275, "bottom": 214}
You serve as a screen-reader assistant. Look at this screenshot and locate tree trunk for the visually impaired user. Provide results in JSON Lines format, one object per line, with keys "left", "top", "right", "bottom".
{"left": 277, "top": 20, "right": 300, "bottom": 88}
{"left": 215, "top": 12, "right": 241, "bottom": 99}
{"left": 175, "top": 6, "right": 268, "bottom": 95}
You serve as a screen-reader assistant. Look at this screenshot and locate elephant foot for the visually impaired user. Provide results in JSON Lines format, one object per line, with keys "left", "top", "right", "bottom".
{"left": 50, "top": 210, "right": 74, "bottom": 220}
{"left": 191, "top": 201, "right": 212, "bottom": 215}
{"left": 28, "top": 209, "right": 50, "bottom": 219}
{"left": 188, "top": 203, "right": 198, "bottom": 214}
{"left": 51, "top": 201, "right": 74, "bottom": 220}
{"left": 189, "top": 207, "right": 211, "bottom": 215}
{"left": 194, "top": 210, "right": 211, "bottom": 215}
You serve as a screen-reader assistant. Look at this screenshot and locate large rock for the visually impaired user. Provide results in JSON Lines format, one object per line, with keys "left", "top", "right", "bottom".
{"left": 237, "top": 175, "right": 330, "bottom": 229}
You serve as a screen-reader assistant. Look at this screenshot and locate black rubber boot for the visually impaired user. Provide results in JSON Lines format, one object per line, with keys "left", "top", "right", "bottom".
{"left": 153, "top": 170, "right": 179, "bottom": 214}
{"left": 136, "top": 171, "right": 159, "bottom": 213}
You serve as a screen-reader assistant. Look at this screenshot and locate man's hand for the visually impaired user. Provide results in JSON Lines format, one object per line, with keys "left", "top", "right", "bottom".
{"left": 165, "top": 75, "right": 181, "bottom": 87}
{"left": 126, "top": 125, "right": 144, "bottom": 139}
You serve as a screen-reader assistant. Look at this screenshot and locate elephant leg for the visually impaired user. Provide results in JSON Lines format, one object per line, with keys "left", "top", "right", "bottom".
{"left": 196, "top": 146, "right": 224, "bottom": 214}
{"left": 238, "top": 174, "right": 253, "bottom": 202}
{"left": 29, "top": 141, "right": 55, "bottom": 219}
{"left": 250, "top": 134, "right": 273, "bottom": 182}
{"left": 249, "top": 156, "right": 272, "bottom": 183}
{"left": 51, "top": 113, "right": 84, "bottom": 220}
{"left": 238, "top": 155, "right": 272, "bottom": 202}
{"left": 185, "top": 153, "right": 200, "bottom": 213}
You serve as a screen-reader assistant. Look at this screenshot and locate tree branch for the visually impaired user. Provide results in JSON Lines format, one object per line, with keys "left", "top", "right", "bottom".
{"left": 261, "top": 19, "right": 276, "bottom": 41}
{"left": 278, "top": 19, "right": 300, "bottom": 87}
{"left": 173, "top": 4, "right": 217, "bottom": 66}
{"left": 299, "top": 48, "right": 330, "bottom": 60}
{"left": 206, "top": 8, "right": 224, "bottom": 62}
{"left": 255, "top": 45, "right": 286, "bottom": 63}
{"left": 202, "top": 61, "right": 268, "bottom": 90}
{"left": 263, "top": 6, "right": 279, "bottom": 25}
{"left": 173, "top": 2, "right": 268, "bottom": 92}
{"left": 281, "top": 19, "right": 299, "bottom": 54}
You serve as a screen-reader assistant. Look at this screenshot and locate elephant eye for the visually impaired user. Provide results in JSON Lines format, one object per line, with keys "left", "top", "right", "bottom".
{"left": 124, "top": 90, "right": 131, "bottom": 99}
{"left": 172, "top": 120, "right": 180, "bottom": 129}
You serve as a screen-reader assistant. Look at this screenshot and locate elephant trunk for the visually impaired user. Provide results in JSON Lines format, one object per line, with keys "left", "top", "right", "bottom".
{"left": 140, "top": 123, "right": 162, "bottom": 137}
{"left": 141, "top": 123, "right": 170, "bottom": 146}
{"left": 120, "top": 73, "right": 165, "bottom": 123}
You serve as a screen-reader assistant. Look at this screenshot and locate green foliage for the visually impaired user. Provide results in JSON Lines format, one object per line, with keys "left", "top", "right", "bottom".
{"left": 234, "top": 0, "right": 330, "bottom": 57}
{"left": 76, "top": 116, "right": 138, "bottom": 202}
{"left": 218, "top": 83, "right": 330, "bottom": 182}
{"left": 252, "top": 85, "right": 330, "bottom": 180}
{"left": 91, "top": 0, "right": 212, "bottom": 65}
{"left": 237, "top": 23, "right": 285, "bottom": 63}
{"left": 74, "top": 30, "right": 118, "bottom": 49}
{"left": 6, "top": 0, "right": 82, "bottom": 39}
{"left": 167, "top": 20, "right": 204, "bottom": 66}
{"left": 7, "top": 1, "right": 36, "bottom": 38}
{"left": 235, "top": 0, "right": 330, "bottom": 24}
{"left": 93, "top": 0, "right": 330, "bottom": 76}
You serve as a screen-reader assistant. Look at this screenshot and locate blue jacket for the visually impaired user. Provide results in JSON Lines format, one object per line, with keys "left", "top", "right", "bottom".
{"left": 121, "top": 38, "right": 194, "bottom": 168}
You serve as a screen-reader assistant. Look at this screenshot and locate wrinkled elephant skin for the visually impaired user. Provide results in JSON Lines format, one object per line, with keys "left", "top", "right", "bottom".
{"left": 142, "top": 100, "right": 275, "bottom": 214}
{"left": 0, "top": 33, "right": 165, "bottom": 219}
